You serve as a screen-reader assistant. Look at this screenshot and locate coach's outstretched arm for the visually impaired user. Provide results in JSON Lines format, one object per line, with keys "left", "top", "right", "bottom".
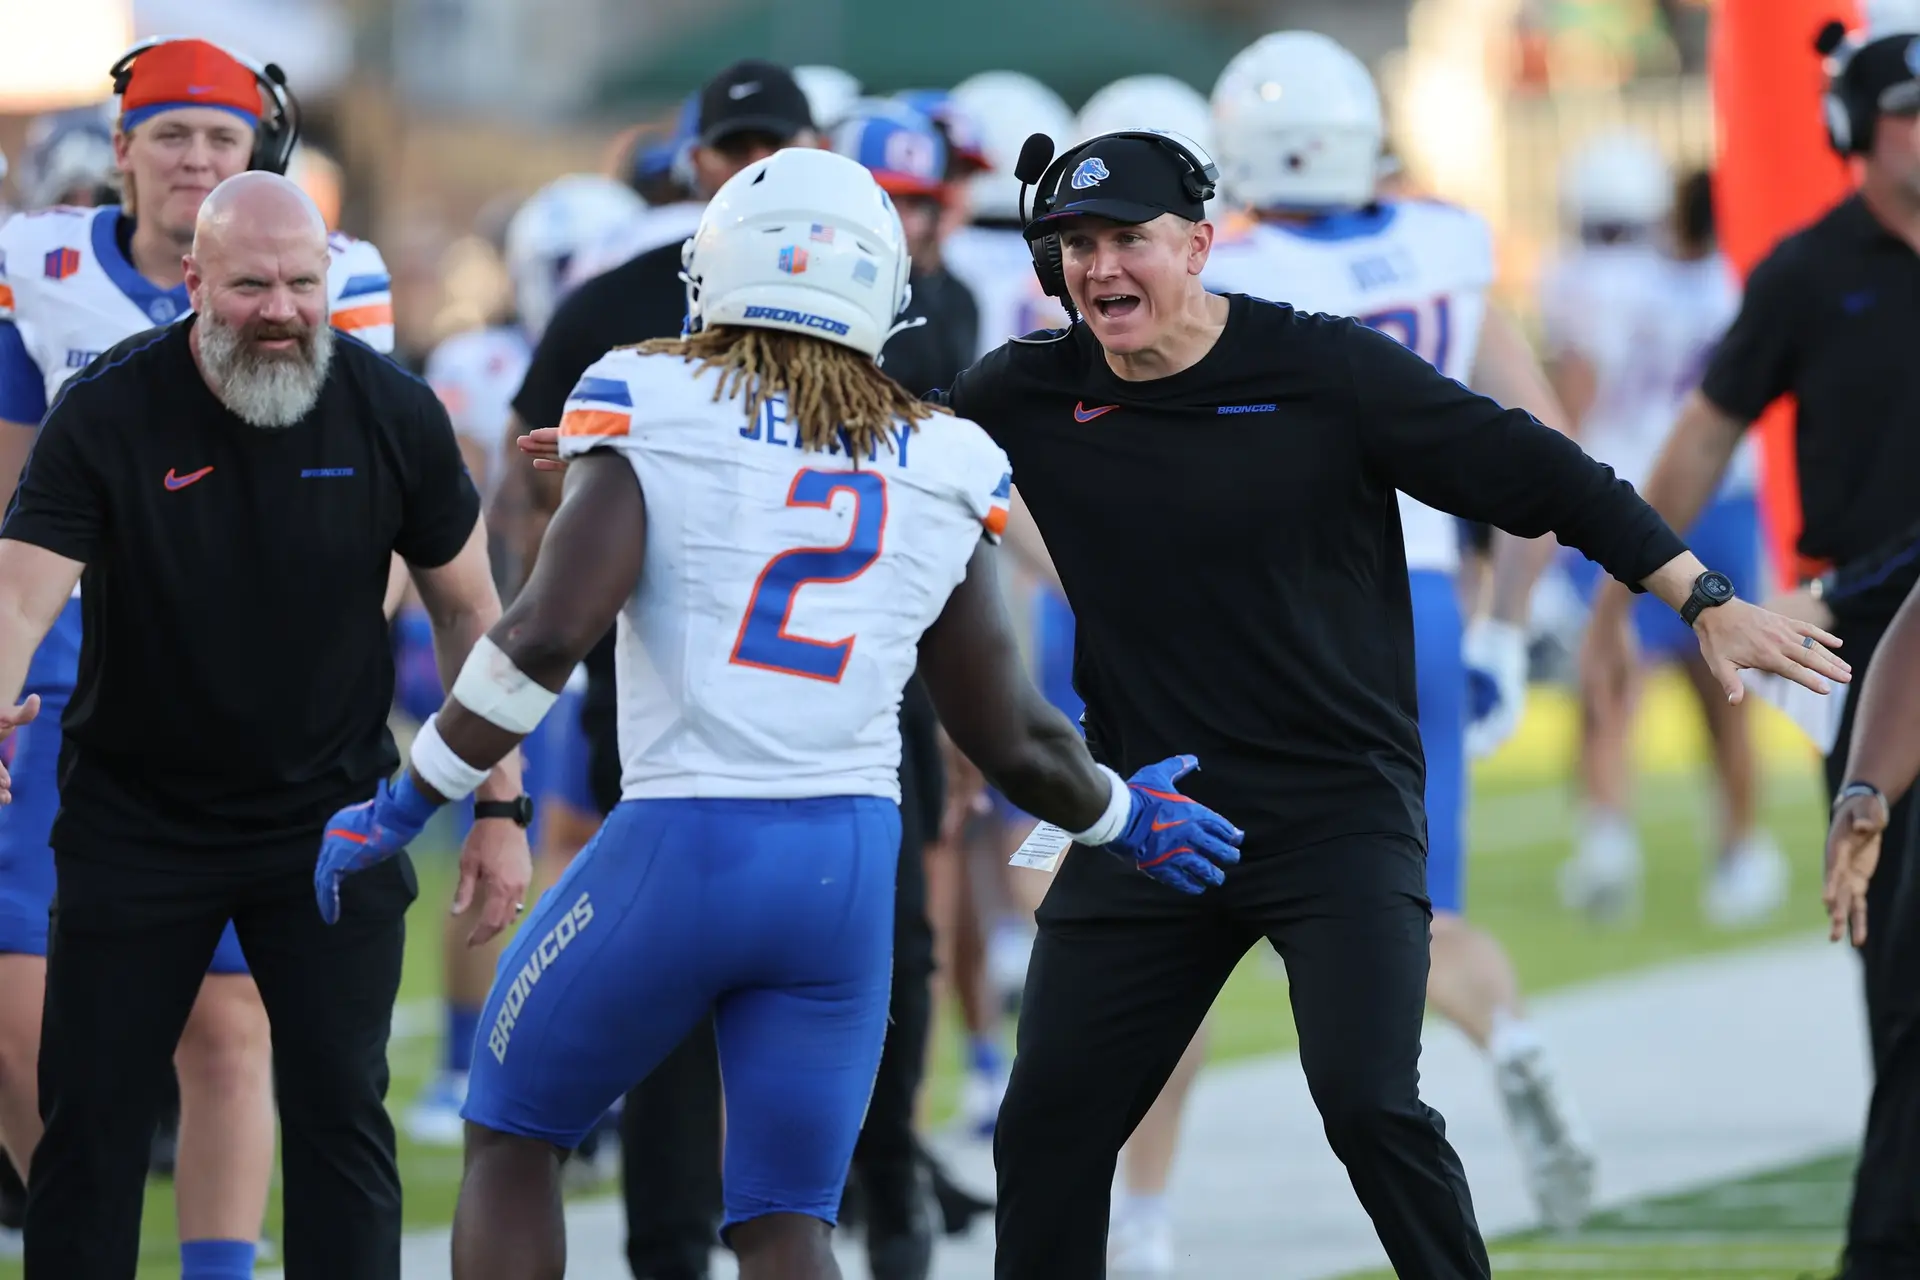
{"left": 918, "top": 539, "right": 1243, "bottom": 895}
{"left": 1824, "top": 577, "right": 1920, "bottom": 946}
{"left": 0, "top": 541, "right": 84, "bottom": 800}
{"left": 314, "top": 451, "right": 647, "bottom": 939}
{"left": 1345, "top": 322, "right": 1850, "bottom": 703}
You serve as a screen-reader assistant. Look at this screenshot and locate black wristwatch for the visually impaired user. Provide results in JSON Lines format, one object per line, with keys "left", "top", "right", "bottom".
{"left": 1679, "top": 570, "right": 1736, "bottom": 627}
{"left": 473, "top": 796, "right": 535, "bottom": 828}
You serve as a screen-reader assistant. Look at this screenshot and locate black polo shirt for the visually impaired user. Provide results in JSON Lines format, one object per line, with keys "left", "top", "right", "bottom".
{"left": 941, "top": 295, "right": 1685, "bottom": 857}
{"left": 1, "top": 319, "right": 479, "bottom": 854}
{"left": 1701, "top": 195, "right": 1920, "bottom": 610}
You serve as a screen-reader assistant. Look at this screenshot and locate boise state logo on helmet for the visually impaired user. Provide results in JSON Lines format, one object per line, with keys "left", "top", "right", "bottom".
{"left": 1071, "top": 156, "right": 1110, "bottom": 190}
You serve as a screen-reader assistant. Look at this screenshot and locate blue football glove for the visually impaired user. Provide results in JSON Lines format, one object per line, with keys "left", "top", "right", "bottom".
{"left": 1103, "top": 755, "right": 1244, "bottom": 894}
{"left": 315, "top": 772, "right": 440, "bottom": 925}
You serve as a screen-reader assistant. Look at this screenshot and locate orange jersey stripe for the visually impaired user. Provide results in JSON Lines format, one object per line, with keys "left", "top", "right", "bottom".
{"left": 983, "top": 505, "right": 1009, "bottom": 536}
{"left": 0, "top": 283, "right": 13, "bottom": 311}
{"left": 560, "top": 408, "right": 631, "bottom": 438}
{"left": 331, "top": 302, "right": 393, "bottom": 332}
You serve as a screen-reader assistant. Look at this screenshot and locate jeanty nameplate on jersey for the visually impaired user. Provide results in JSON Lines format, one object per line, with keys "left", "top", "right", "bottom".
{"left": 1009, "top": 822, "right": 1074, "bottom": 872}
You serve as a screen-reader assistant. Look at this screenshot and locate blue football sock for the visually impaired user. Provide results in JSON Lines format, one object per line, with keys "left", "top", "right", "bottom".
{"left": 445, "top": 1002, "right": 482, "bottom": 1075}
{"left": 181, "top": 1237, "right": 256, "bottom": 1280}
{"left": 969, "top": 1034, "right": 1003, "bottom": 1077}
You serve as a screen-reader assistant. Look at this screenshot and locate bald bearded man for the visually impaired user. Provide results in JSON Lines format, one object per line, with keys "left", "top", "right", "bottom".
{"left": 0, "top": 171, "right": 528, "bottom": 1280}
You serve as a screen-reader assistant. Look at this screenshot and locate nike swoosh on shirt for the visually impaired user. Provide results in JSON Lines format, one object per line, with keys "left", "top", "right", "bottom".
{"left": 1073, "top": 402, "right": 1118, "bottom": 422}
{"left": 163, "top": 466, "right": 214, "bottom": 491}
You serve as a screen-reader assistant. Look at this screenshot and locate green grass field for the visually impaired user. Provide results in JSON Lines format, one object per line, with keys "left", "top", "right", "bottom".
{"left": 0, "top": 676, "right": 1845, "bottom": 1275}
{"left": 1342, "top": 1151, "right": 1854, "bottom": 1279}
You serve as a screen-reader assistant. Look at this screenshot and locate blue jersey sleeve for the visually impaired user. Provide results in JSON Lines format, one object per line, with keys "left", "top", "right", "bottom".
{"left": 0, "top": 322, "right": 47, "bottom": 425}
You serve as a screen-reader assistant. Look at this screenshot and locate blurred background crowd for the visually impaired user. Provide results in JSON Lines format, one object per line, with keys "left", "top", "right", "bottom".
{"left": 0, "top": 0, "right": 1720, "bottom": 366}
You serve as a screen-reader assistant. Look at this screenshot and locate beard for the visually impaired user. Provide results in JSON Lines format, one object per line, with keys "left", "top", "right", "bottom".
{"left": 197, "top": 309, "right": 335, "bottom": 429}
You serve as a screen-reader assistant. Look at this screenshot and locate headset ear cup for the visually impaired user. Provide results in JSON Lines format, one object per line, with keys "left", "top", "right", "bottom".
{"left": 1042, "top": 235, "right": 1067, "bottom": 302}
{"left": 1825, "top": 91, "right": 1854, "bottom": 154}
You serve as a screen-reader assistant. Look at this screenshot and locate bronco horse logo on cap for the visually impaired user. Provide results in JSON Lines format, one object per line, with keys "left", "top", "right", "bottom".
{"left": 1070, "top": 156, "right": 1110, "bottom": 190}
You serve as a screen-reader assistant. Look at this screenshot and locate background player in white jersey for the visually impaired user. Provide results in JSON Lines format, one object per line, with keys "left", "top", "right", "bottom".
{"left": 0, "top": 37, "right": 394, "bottom": 1280}
{"left": 1169, "top": 28, "right": 1592, "bottom": 1249}
{"left": 1544, "top": 139, "right": 1785, "bottom": 928}
{"left": 310, "top": 147, "right": 1242, "bottom": 1280}
{"left": 403, "top": 172, "right": 643, "bottom": 1147}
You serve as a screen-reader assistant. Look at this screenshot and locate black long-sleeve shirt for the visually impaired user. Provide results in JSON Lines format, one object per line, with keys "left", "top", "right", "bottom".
{"left": 939, "top": 294, "right": 1687, "bottom": 854}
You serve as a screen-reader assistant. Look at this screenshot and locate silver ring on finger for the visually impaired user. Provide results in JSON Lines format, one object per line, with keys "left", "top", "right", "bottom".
{"left": 1804, "top": 635, "right": 1816, "bottom": 650}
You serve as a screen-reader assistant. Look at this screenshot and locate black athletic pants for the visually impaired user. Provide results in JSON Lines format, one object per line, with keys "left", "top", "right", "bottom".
{"left": 26, "top": 838, "right": 415, "bottom": 1279}
{"left": 1832, "top": 622, "right": 1920, "bottom": 1278}
{"left": 993, "top": 829, "right": 1489, "bottom": 1280}
{"left": 619, "top": 688, "right": 942, "bottom": 1278}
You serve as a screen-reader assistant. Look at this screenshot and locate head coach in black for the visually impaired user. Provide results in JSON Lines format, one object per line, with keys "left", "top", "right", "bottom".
{"left": 0, "top": 172, "right": 530, "bottom": 1279}
{"left": 1583, "top": 26, "right": 1920, "bottom": 1280}
{"left": 931, "top": 130, "right": 1848, "bottom": 1278}
{"left": 505, "top": 60, "right": 816, "bottom": 1280}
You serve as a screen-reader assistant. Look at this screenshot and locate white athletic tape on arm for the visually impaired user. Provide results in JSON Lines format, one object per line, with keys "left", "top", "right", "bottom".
{"left": 450, "top": 636, "right": 559, "bottom": 735}
{"left": 409, "top": 714, "right": 491, "bottom": 804}
{"left": 1068, "top": 765, "right": 1132, "bottom": 846}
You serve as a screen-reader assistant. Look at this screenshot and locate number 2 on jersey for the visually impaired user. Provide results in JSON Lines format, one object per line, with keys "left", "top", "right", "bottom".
{"left": 730, "top": 469, "right": 889, "bottom": 682}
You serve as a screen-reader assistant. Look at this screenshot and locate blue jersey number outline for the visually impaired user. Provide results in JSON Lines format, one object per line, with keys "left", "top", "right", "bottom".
{"left": 730, "top": 469, "right": 889, "bottom": 682}
{"left": 1361, "top": 295, "right": 1453, "bottom": 372}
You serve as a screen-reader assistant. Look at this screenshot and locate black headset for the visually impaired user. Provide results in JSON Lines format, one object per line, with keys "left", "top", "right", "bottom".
{"left": 1018, "top": 129, "right": 1219, "bottom": 323}
{"left": 109, "top": 37, "right": 301, "bottom": 176}
{"left": 1818, "top": 22, "right": 1876, "bottom": 156}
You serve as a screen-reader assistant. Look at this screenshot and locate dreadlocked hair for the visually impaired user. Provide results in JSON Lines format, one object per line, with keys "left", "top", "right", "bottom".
{"left": 631, "top": 326, "right": 948, "bottom": 459}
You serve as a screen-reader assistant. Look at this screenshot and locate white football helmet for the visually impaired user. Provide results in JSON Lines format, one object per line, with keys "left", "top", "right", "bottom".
{"left": 21, "top": 102, "right": 117, "bottom": 210}
{"left": 794, "top": 65, "right": 863, "bottom": 132}
{"left": 682, "top": 147, "right": 914, "bottom": 360}
{"left": 505, "top": 174, "right": 649, "bottom": 338}
{"left": 1560, "top": 131, "right": 1672, "bottom": 230}
{"left": 950, "top": 70, "right": 1075, "bottom": 223}
{"left": 1211, "top": 31, "right": 1383, "bottom": 211}
{"left": 1077, "top": 75, "right": 1213, "bottom": 154}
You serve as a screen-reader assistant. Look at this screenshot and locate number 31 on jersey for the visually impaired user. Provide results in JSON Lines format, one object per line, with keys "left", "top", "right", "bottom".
{"left": 730, "top": 469, "right": 888, "bottom": 682}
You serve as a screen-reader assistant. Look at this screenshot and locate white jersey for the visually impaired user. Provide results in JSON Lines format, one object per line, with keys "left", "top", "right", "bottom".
{"left": 1540, "top": 244, "right": 1752, "bottom": 495}
{"left": 425, "top": 324, "right": 531, "bottom": 499}
{"left": 0, "top": 205, "right": 392, "bottom": 421}
{"left": 554, "top": 348, "right": 1011, "bottom": 803}
{"left": 1204, "top": 201, "right": 1497, "bottom": 574}
{"left": 943, "top": 224, "right": 1071, "bottom": 359}
{"left": 562, "top": 201, "right": 705, "bottom": 290}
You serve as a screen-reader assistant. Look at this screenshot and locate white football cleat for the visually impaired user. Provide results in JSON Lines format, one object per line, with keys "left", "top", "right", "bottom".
{"left": 1107, "top": 1208, "right": 1176, "bottom": 1277}
{"left": 404, "top": 1070, "right": 469, "bottom": 1148}
{"left": 1559, "top": 812, "right": 1642, "bottom": 925}
{"left": 1704, "top": 833, "right": 1789, "bottom": 929}
{"left": 960, "top": 1065, "right": 1008, "bottom": 1141}
{"left": 1496, "top": 1043, "right": 1597, "bottom": 1232}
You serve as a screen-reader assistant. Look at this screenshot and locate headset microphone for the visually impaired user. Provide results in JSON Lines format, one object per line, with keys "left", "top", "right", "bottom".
{"left": 1013, "top": 132, "right": 1080, "bottom": 325}
{"left": 1015, "top": 133, "right": 1056, "bottom": 223}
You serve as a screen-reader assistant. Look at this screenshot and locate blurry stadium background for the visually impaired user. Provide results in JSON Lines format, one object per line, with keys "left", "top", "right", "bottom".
{"left": 0, "top": 0, "right": 1884, "bottom": 1277}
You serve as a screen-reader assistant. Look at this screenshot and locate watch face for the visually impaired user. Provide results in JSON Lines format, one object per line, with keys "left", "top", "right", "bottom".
{"left": 1703, "top": 572, "right": 1734, "bottom": 602}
